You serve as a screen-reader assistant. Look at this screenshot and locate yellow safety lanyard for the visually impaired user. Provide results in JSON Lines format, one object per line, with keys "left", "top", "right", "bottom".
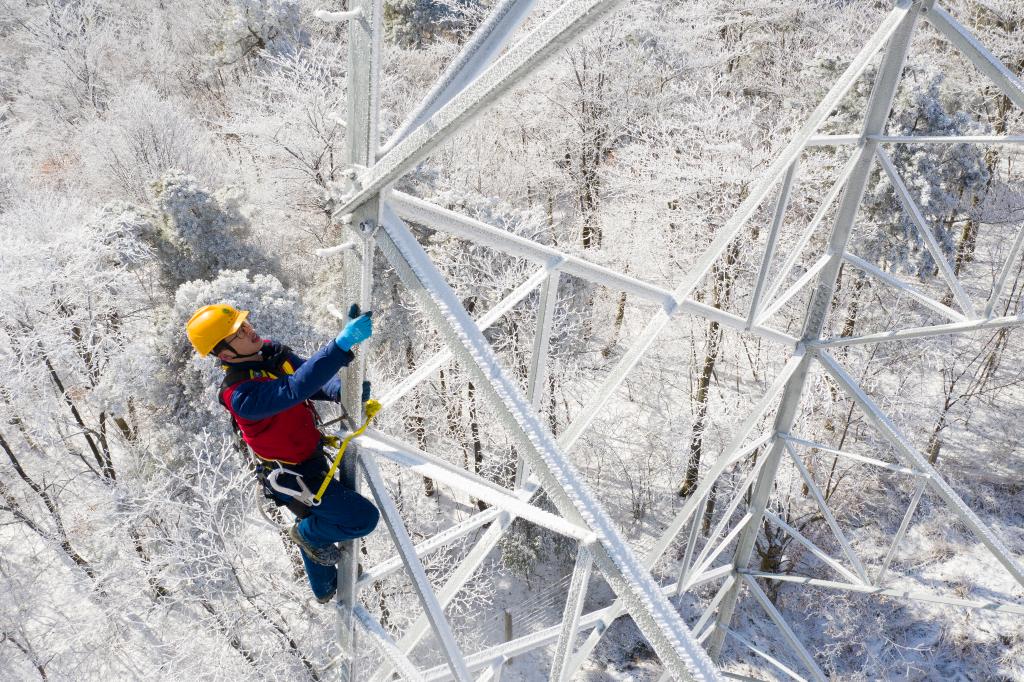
{"left": 315, "top": 399, "right": 382, "bottom": 503}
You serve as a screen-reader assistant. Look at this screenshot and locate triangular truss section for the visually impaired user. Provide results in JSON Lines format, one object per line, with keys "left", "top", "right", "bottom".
{"left": 314, "top": 0, "right": 1024, "bottom": 679}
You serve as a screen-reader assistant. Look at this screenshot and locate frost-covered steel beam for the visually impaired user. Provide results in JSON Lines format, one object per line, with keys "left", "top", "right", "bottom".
{"left": 747, "top": 160, "right": 799, "bottom": 329}
{"left": 419, "top": 573, "right": 729, "bottom": 681}
{"left": 357, "top": 507, "right": 502, "bottom": 588}
{"left": 361, "top": 430, "right": 593, "bottom": 541}
{"left": 876, "top": 148, "right": 977, "bottom": 317}
{"left": 759, "top": 152, "right": 861, "bottom": 310}
{"left": 742, "top": 574, "right": 827, "bottom": 682}
{"left": 874, "top": 134, "right": 1024, "bottom": 144}
{"left": 842, "top": 252, "right": 966, "bottom": 322}
{"left": 818, "top": 350, "right": 1024, "bottom": 588}
{"left": 875, "top": 479, "right": 926, "bottom": 586}
{"left": 755, "top": 254, "right": 831, "bottom": 326}
{"left": 681, "top": 457, "right": 771, "bottom": 590}
{"left": 923, "top": 4, "right": 1024, "bottom": 111}
{"left": 334, "top": 0, "right": 624, "bottom": 218}
{"left": 522, "top": 270, "right": 560, "bottom": 487}
{"left": 354, "top": 606, "right": 427, "bottom": 681}
{"left": 783, "top": 440, "right": 869, "bottom": 583}
{"left": 549, "top": 546, "right": 593, "bottom": 682}
{"left": 390, "top": 191, "right": 676, "bottom": 306}
{"left": 375, "top": 203, "right": 719, "bottom": 680}
{"left": 563, "top": 356, "right": 803, "bottom": 673}
{"left": 379, "top": 267, "right": 549, "bottom": 409}
{"left": 549, "top": 5, "right": 911, "bottom": 445}
{"left": 720, "top": 628, "right": 809, "bottom": 682}
{"left": 984, "top": 223, "right": 1024, "bottom": 318}
{"left": 740, "top": 571, "right": 1024, "bottom": 616}
{"left": 338, "top": 1, "right": 384, "bottom": 676}
{"left": 811, "top": 134, "right": 1024, "bottom": 145}
{"left": 780, "top": 433, "right": 923, "bottom": 477}
{"left": 811, "top": 314, "right": 1024, "bottom": 348}
{"left": 380, "top": 0, "right": 536, "bottom": 155}
{"left": 360, "top": 451, "right": 473, "bottom": 682}
{"left": 528, "top": 272, "right": 560, "bottom": 411}
{"left": 389, "top": 193, "right": 800, "bottom": 349}
{"left": 711, "top": 4, "right": 928, "bottom": 650}
{"left": 763, "top": 510, "right": 862, "bottom": 584}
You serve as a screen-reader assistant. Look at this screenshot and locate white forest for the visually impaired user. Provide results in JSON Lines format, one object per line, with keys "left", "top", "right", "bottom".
{"left": 0, "top": 0, "right": 1022, "bottom": 680}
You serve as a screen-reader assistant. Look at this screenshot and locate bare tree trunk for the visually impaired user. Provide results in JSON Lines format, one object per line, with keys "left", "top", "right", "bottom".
{"left": 678, "top": 241, "right": 739, "bottom": 498}
{"left": 600, "top": 291, "right": 628, "bottom": 359}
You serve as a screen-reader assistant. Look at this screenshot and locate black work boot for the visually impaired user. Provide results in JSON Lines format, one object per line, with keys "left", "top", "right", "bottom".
{"left": 289, "top": 523, "right": 341, "bottom": 566}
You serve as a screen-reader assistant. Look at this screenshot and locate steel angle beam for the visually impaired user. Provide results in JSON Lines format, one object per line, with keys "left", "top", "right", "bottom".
{"left": 760, "top": 153, "right": 862, "bottom": 308}
{"left": 338, "top": 1, "right": 383, "bottom": 677}
{"left": 740, "top": 571, "right": 1024, "bottom": 616}
{"left": 710, "top": 4, "right": 927, "bottom": 651}
{"left": 375, "top": 202, "right": 719, "bottom": 680}
{"left": 984, "top": 224, "right": 1024, "bottom": 319}
{"left": 876, "top": 147, "right": 977, "bottom": 317}
{"left": 335, "top": 0, "right": 624, "bottom": 217}
{"left": 549, "top": 546, "right": 594, "bottom": 682}
{"left": 380, "top": 266, "right": 549, "bottom": 409}
{"left": 741, "top": 574, "right": 827, "bottom": 682}
{"left": 811, "top": 314, "right": 1024, "bottom": 348}
{"left": 748, "top": 160, "right": 799, "bottom": 329}
{"left": 390, "top": 191, "right": 677, "bottom": 308}
{"left": 818, "top": 351, "right": 1024, "bottom": 588}
{"left": 842, "top": 252, "right": 967, "bottom": 323}
{"left": 780, "top": 433, "right": 922, "bottom": 477}
{"left": 354, "top": 606, "right": 427, "bottom": 681}
{"left": 721, "top": 626, "right": 810, "bottom": 682}
{"left": 357, "top": 507, "right": 503, "bottom": 589}
{"left": 922, "top": 5, "right": 1024, "bottom": 111}
{"left": 390, "top": 191, "right": 798, "bottom": 348}
{"left": 360, "top": 429, "right": 593, "bottom": 541}
{"left": 361, "top": 451, "right": 473, "bottom": 681}
{"left": 382, "top": 0, "right": 537, "bottom": 154}
{"left": 872, "top": 134, "right": 1024, "bottom": 144}
{"left": 783, "top": 441, "right": 869, "bottom": 583}
{"left": 876, "top": 479, "right": 926, "bottom": 586}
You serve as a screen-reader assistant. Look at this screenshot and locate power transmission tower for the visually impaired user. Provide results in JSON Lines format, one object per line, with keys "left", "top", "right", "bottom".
{"left": 322, "top": 1, "right": 1024, "bottom": 679}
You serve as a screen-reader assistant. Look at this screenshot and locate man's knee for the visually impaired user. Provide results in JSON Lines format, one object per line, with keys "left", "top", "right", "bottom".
{"left": 353, "top": 496, "right": 380, "bottom": 537}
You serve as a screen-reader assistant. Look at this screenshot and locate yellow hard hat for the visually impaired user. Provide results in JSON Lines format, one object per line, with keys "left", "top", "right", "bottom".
{"left": 185, "top": 304, "right": 249, "bottom": 356}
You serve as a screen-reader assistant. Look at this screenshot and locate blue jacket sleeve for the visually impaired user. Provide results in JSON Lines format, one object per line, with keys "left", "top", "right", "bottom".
{"left": 230, "top": 341, "right": 353, "bottom": 420}
{"left": 282, "top": 349, "right": 343, "bottom": 402}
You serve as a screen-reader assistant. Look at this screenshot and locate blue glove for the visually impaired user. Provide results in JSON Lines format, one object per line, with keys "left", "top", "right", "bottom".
{"left": 335, "top": 309, "right": 373, "bottom": 351}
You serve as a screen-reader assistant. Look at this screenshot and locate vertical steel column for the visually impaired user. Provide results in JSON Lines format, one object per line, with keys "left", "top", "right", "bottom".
{"left": 520, "top": 271, "right": 560, "bottom": 487}
{"left": 707, "top": 1, "right": 927, "bottom": 661}
{"left": 339, "top": 0, "right": 383, "bottom": 677}
{"left": 549, "top": 545, "right": 594, "bottom": 682}
{"left": 746, "top": 160, "right": 799, "bottom": 329}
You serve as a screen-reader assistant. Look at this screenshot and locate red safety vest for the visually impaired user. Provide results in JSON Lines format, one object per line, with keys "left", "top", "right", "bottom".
{"left": 219, "top": 359, "right": 322, "bottom": 465}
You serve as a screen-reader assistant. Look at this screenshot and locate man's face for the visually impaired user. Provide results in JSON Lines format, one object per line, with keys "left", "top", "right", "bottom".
{"left": 217, "top": 321, "right": 262, "bottom": 360}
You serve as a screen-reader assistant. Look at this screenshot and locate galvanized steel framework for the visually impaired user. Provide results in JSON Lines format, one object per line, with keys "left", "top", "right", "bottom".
{"left": 324, "top": 1, "right": 1024, "bottom": 679}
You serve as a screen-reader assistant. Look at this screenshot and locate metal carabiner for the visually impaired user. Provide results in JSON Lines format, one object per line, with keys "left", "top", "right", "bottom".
{"left": 266, "top": 467, "right": 321, "bottom": 507}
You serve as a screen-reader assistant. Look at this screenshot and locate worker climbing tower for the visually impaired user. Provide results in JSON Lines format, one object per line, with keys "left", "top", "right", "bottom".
{"left": 321, "top": 0, "right": 1024, "bottom": 679}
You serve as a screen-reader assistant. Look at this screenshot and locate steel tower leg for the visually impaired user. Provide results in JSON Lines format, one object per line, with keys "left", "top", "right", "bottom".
{"left": 338, "top": 0, "right": 383, "bottom": 678}
{"left": 706, "top": 0, "right": 929, "bottom": 663}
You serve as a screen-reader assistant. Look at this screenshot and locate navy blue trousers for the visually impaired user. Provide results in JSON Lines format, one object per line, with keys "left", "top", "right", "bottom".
{"left": 268, "top": 456, "right": 379, "bottom": 600}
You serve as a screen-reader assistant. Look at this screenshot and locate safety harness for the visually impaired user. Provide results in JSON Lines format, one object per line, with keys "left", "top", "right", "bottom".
{"left": 218, "top": 344, "right": 381, "bottom": 515}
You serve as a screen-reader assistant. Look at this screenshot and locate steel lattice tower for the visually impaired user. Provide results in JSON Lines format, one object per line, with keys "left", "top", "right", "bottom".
{"left": 317, "top": 1, "right": 1024, "bottom": 679}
